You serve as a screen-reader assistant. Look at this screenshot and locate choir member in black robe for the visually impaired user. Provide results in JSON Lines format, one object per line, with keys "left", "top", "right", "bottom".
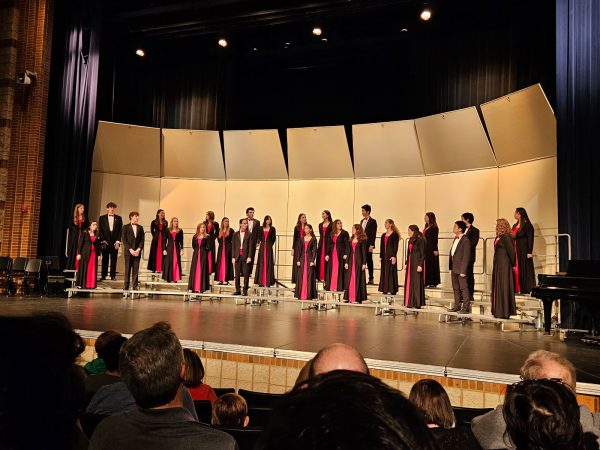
{"left": 215, "top": 217, "right": 234, "bottom": 284}
{"left": 291, "top": 213, "right": 307, "bottom": 283}
{"left": 378, "top": 219, "right": 401, "bottom": 295}
{"left": 204, "top": 211, "right": 219, "bottom": 275}
{"left": 162, "top": 217, "right": 184, "bottom": 283}
{"left": 66, "top": 203, "right": 89, "bottom": 270}
{"left": 324, "top": 219, "right": 349, "bottom": 292}
{"left": 76, "top": 222, "right": 101, "bottom": 289}
{"left": 512, "top": 207, "right": 536, "bottom": 294}
{"left": 316, "top": 210, "right": 333, "bottom": 282}
{"left": 344, "top": 224, "right": 368, "bottom": 303}
{"left": 423, "top": 212, "right": 441, "bottom": 287}
{"left": 188, "top": 223, "right": 211, "bottom": 293}
{"left": 404, "top": 225, "right": 426, "bottom": 308}
{"left": 492, "top": 219, "right": 516, "bottom": 318}
{"left": 255, "top": 216, "right": 277, "bottom": 287}
{"left": 294, "top": 224, "right": 318, "bottom": 300}
{"left": 147, "top": 209, "right": 168, "bottom": 273}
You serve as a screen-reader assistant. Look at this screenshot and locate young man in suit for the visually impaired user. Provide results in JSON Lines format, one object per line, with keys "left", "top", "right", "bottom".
{"left": 122, "top": 212, "right": 144, "bottom": 291}
{"left": 448, "top": 220, "right": 471, "bottom": 313}
{"left": 360, "top": 204, "right": 378, "bottom": 285}
{"left": 98, "top": 202, "right": 123, "bottom": 281}
{"left": 461, "top": 212, "right": 480, "bottom": 301}
{"left": 232, "top": 218, "right": 254, "bottom": 296}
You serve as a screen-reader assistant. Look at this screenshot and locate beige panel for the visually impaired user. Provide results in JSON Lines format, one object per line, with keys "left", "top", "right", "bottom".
{"left": 480, "top": 84, "right": 556, "bottom": 166}
{"left": 415, "top": 107, "right": 496, "bottom": 174}
{"left": 223, "top": 130, "right": 287, "bottom": 180}
{"left": 287, "top": 126, "right": 353, "bottom": 179}
{"left": 224, "top": 180, "right": 289, "bottom": 230}
{"left": 352, "top": 121, "right": 424, "bottom": 177}
{"left": 162, "top": 129, "right": 225, "bottom": 179}
{"left": 93, "top": 121, "right": 161, "bottom": 177}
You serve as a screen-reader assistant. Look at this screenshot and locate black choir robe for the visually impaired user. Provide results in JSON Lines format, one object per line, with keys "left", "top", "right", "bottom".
{"left": 254, "top": 227, "right": 277, "bottom": 287}
{"left": 187, "top": 236, "right": 211, "bottom": 293}
{"left": 344, "top": 239, "right": 368, "bottom": 303}
{"left": 147, "top": 219, "right": 168, "bottom": 272}
{"left": 378, "top": 232, "right": 399, "bottom": 295}
{"left": 294, "top": 237, "right": 318, "bottom": 300}
{"left": 215, "top": 229, "right": 235, "bottom": 282}
{"left": 66, "top": 218, "right": 89, "bottom": 270}
{"left": 324, "top": 230, "right": 349, "bottom": 291}
{"left": 492, "top": 234, "right": 516, "bottom": 318}
{"left": 423, "top": 225, "right": 441, "bottom": 287}
{"left": 404, "top": 237, "right": 426, "bottom": 308}
{"left": 513, "top": 220, "right": 536, "bottom": 294}
{"left": 291, "top": 226, "right": 304, "bottom": 283}
{"left": 316, "top": 222, "right": 333, "bottom": 281}
{"left": 162, "top": 229, "right": 184, "bottom": 282}
{"left": 76, "top": 231, "right": 101, "bottom": 288}
{"left": 205, "top": 221, "right": 220, "bottom": 274}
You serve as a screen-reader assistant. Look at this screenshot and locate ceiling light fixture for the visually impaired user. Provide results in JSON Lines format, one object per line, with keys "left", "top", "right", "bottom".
{"left": 420, "top": 8, "right": 432, "bottom": 20}
{"left": 218, "top": 38, "right": 228, "bottom": 47}
{"left": 135, "top": 49, "right": 145, "bottom": 57}
{"left": 312, "top": 27, "right": 322, "bottom": 36}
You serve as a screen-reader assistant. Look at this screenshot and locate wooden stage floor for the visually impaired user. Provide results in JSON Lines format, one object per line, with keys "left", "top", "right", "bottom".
{"left": 1, "top": 294, "right": 599, "bottom": 390}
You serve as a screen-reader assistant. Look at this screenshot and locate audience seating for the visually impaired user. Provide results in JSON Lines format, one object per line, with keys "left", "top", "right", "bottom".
{"left": 194, "top": 400, "right": 213, "bottom": 424}
{"left": 238, "top": 389, "right": 283, "bottom": 408}
{"left": 247, "top": 407, "right": 273, "bottom": 428}
{"left": 0, "top": 256, "right": 12, "bottom": 295}
{"left": 80, "top": 412, "right": 109, "bottom": 439}
{"left": 8, "top": 257, "right": 27, "bottom": 295}
{"left": 453, "top": 406, "right": 494, "bottom": 425}
{"left": 214, "top": 426, "right": 264, "bottom": 450}
{"left": 214, "top": 387, "right": 236, "bottom": 397}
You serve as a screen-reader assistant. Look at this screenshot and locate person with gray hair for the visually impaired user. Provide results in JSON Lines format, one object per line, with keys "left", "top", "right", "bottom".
{"left": 309, "top": 343, "right": 369, "bottom": 378}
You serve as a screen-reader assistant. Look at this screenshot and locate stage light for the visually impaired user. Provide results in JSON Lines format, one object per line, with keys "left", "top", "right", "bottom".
{"left": 284, "top": 42, "right": 290, "bottom": 48}
{"left": 135, "top": 49, "right": 145, "bottom": 57}
{"left": 312, "top": 27, "right": 322, "bottom": 36}
{"left": 321, "top": 38, "right": 328, "bottom": 42}
{"left": 218, "top": 38, "right": 228, "bottom": 47}
{"left": 420, "top": 8, "right": 431, "bottom": 20}
{"left": 401, "top": 28, "right": 408, "bottom": 32}
{"left": 253, "top": 47, "right": 258, "bottom": 51}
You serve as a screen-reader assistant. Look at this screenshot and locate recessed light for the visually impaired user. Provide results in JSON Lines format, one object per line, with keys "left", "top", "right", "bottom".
{"left": 135, "top": 49, "right": 145, "bottom": 57}
{"left": 420, "top": 9, "right": 431, "bottom": 20}
{"left": 218, "top": 38, "right": 228, "bottom": 47}
{"left": 312, "top": 27, "right": 322, "bottom": 36}
{"left": 321, "top": 38, "right": 328, "bottom": 42}
{"left": 401, "top": 28, "right": 408, "bottom": 32}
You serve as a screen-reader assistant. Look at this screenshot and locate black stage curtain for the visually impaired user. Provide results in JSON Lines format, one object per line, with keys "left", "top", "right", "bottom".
{"left": 38, "top": 0, "right": 102, "bottom": 261}
{"left": 556, "top": 0, "right": 600, "bottom": 261}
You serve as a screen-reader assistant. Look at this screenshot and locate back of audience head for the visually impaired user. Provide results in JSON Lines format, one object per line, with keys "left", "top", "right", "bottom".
{"left": 256, "top": 370, "right": 439, "bottom": 450}
{"left": 0, "top": 313, "right": 85, "bottom": 450}
{"left": 102, "top": 335, "right": 127, "bottom": 373}
{"left": 182, "top": 348, "right": 205, "bottom": 388}
{"left": 520, "top": 349, "right": 576, "bottom": 391}
{"left": 503, "top": 378, "right": 590, "bottom": 450}
{"left": 94, "top": 330, "right": 122, "bottom": 359}
{"left": 211, "top": 394, "right": 249, "bottom": 428}
{"left": 409, "top": 379, "right": 455, "bottom": 429}
{"left": 309, "top": 343, "right": 369, "bottom": 378}
{"left": 294, "top": 359, "right": 313, "bottom": 388}
{"left": 119, "top": 321, "right": 183, "bottom": 408}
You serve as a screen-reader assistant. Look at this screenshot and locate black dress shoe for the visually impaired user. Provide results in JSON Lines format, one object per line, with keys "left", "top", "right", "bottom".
{"left": 242, "top": 289, "right": 248, "bottom": 296}
{"left": 447, "top": 306, "right": 461, "bottom": 312}
{"left": 457, "top": 309, "right": 470, "bottom": 314}
{"left": 111, "top": 277, "right": 116, "bottom": 281}
{"left": 233, "top": 291, "right": 241, "bottom": 296}
{"left": 100, "top": 277, "right": 106, "bottom": 281}
{"left": 367, "top": 279, "right": 375, "bottom": 285}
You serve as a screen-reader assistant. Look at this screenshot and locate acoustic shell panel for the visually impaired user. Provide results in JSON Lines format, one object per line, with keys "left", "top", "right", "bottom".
{"left": 93, "top": 121, "right": 161, "bottom": 177}
{"left": 287, "top": 126, "right": 353, "bottom": 179}
{"left": 415, "top": 107, "right": 496, "bottom": 175}
{"left": 352, "top": 121, "right": 424, "bottom": 177}
{"left": 162, "top": 129, "right": 225, "bottom": 179}
{"left": 223, "top": 130, "right": 287, "bottom": 180}
{"left": 480, "top": 84, "right": 556, "bottom": 166}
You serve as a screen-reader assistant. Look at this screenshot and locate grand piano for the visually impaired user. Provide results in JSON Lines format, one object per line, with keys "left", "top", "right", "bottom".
{"left": 531, "top": 260, "right": 600, "bottom": 337}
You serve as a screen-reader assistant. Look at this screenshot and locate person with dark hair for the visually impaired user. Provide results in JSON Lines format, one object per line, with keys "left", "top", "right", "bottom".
{"left": 423, "top": 212, "right": 440, "bottom": 287}
{"left": 232, "top": 218, "right": 254, "bottom": 296}
{"left": 162, "top": 217, "right": 184, "bottom": 283}
{"left": 409, "top": 379, "right": 482, "bottom": 450}
{"left": 76, "top": 221, "right": 102, "bottom": 289}
{"left": 255, "top": 215, "right": 277, "bottom": 287}
{"left": 317, "top": 210, "right": 333, "bottom": 282}
{"left": 503, "top": 379, "right": 599, "bottom": 450}
{"left": 405, "top": 225, "right": 426, "bottom": 308}
{"left": 309, "top": 343, "right": 369, "bottom": 378}
{"left": 98, "top": 202, "right": 122, "bottom": 281}
{"left": 0, "top": 313, "right": 87, "bottom": 450}
{"left": 344, "top": 224, "right": 368, "bottom": 303}
{"left": 212, "top": 394, "right": 249, "bottom": 428}
{"left": 246, "top": 207, "right": 261, "bottom": 244}
{"left": 84, "top": 330, "right": 122, "bottom": 375}
{"left": 183, "top": 349, "right": 217, "bottom": 403}
{"left": 461, "top": 212, "right": 480, "bottom": 301}
{"left": 512, "top": 207, "right": 536, "bottom": 294}
{"left": 89, "top": 322, "right": 236, "bottom": 450}
{"left": 66, "top": 203, "right": 89, "bottom": 270}
{"left": 295, "top": 224, "right": 318, "bottom": 300}
{"left": 448, "top": 221, "right": 471, "bottom": 313}
{"left": 204, "top": 211, "right": 219, "bottom": 275}
{"left": 85, "top": 334, "right": 128, "bottom": 403}
{"left": 188, "top": 223, "right": 211, "bottom": 293}
{"left": 491, "top": 219, "right": 516, "bottom": 319}
{"left": 360, "top": 204, "right": 377, "bottom": 285}
{"left": 148, "top": 209, "right": 168, "bottom": 273}
{"left": 256, "top": 370, "right": 439, "bottom": 450}
{"left": 291, "top": 213, "right": 307, "bottom": 283}
{"left": 379, "top": 219, "right": 400, "bottom": 295}
{"left": 216, "top": 217, "right": 235, "bottom": 284}
{"left": 122, "top": 212, "right": 144, "bottom": 291}
{"left": 324, "top": 219, "right": 349, "bottom": 292}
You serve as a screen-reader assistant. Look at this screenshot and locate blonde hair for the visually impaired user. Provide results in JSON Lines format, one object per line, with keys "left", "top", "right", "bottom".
{"left": 496, "top": 218, "right": 512, "bottom": 237}
{"left": 194, "top": 222, "right": 207, "bottom": 238}
{"left": 385, "top": 219, "right": 401, "bottom": 237}
{"left": 169, "top": 217, "right": 179, "bottom": 231}
{"left": 520, "top": 350, "right": 576, "bottom": 390}
{"left": 72, "top": 204, "right": 85, "bottom": 225}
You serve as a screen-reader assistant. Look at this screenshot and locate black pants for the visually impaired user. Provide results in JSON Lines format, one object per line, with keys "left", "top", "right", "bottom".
{"left": 451, "top": 272, "right": 470, "bottom": 311}
{"left": 235, "top": 260, "right": 251, "bottom": 292}
{"left": 366, "top": 249, "right": 374, "bottom": 281}
{"left": 466, "top": 259, "right": 475, "bottom": 300}
{"left": 123, "top": 254, "right": 141, "bottom": 289}
{"left": 101, "top": 245, "right": 118, "bottom": 279}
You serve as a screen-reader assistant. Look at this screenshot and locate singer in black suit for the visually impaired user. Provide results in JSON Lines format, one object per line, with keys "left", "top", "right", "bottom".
{"left": 232, "top": 218, "right": 254, "bottom": 295}
{"left": 360, "top": 204, "right": 378, "bottom": 284}
{"left": 462, "top": 212, "right": 480, "bottom": 301}
{"left": 98, "top": 202, "right": 122, "bottom": 280}
{"left": 121, "top": 212, "right": 145, "bottom": 290}
{"left": 246, "top": 207, "right": 261, "bottom": 276}
{"left": 448, "top": 221, "right": 471, "bottom": 313}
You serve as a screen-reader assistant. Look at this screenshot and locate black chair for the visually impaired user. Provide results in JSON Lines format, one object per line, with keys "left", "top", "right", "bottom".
{"left": 247, "top": 407, "right": 273, "bottom": 428}
{"left": 194, "top": 400, "right": 213, "bottom": 424}
{"left": 215, "top": 426, "right": 264, "bottom": 450}
{"left": 79, "top": 412, "right": 109, "bottom": 439}
{"left": 0, "top": 256, "right": 12, "bottom": 295}
{"left": 8, "top": 257, "right": 27, "bottom": 295}
{"left": 238, "top": 389, "right": 284, "bottom": 409}
{"left": 24, "top": 258, "right": 43, "bottom": 295}
{"left": 453, "top": 406, "right": 493, "bottom": 425}
{"left": 40, "top": 256, "right": 65, "bottom": 296}
{"left": 214, "top": 387, "right": 236, "bottom": 397}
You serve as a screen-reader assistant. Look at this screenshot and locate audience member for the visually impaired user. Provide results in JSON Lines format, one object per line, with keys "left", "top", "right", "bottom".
{"left": 84, "top": 330, "right": 122, "bottom": 375}
{"left": 89, "top": 322, "right": 235, "bottom": 449}
{"left": 0, "top": 313, "right": 88, "bottom": 450}
{"left": 309, "top": 343, "right": 369, "bottom": 377}
{"left": 294, "top": 359, "right": 313, "bottom": 388}
{"left": 472, "top": 350, "right": 600, "bottom": 449}
{"left": 504, "top": 378, "right": 599, "bottom": 450}
{"left": 212, "top": 394, "right": 250, "bottom": 428}
{"left": 85, "top": 334, "right": 127, "bottom": 403}
{"left": 409, "top": 379, "right": 481, "bottom": 449}
{"left": 256, "top": 370, "right": 439, "bottom": 449}
{"left": 183, "top": 348, "right": 218, "bottom": 403}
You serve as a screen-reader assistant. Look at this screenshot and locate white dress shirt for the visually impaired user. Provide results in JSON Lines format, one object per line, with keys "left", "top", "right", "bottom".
{"left": 451, "top": 234, "right": 463, "bottom": 256}
{"left": 361, "top": 217, "right": 369, "bottom": 230}
{"left": 108, "top": 215, "right": 114, "bottom": 232}
{"left": 132, "top": 224, "right": 138, "bottom": 238}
